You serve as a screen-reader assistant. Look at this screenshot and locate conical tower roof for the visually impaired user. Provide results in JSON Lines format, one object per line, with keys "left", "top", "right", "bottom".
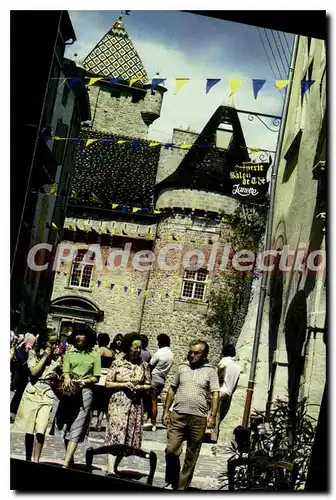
{"left": 83, "top": 17, "right": 148, "bottom": 81}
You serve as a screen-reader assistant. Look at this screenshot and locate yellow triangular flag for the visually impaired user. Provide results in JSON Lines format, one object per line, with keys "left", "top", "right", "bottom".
{"left": 143, "top": 290, "right": 149, "bottom": 296}
{"left": 99, "top": 227, "right": 105, "bottom": 233}
{"left": 275, "top": 80, "right": 289, "bottom": 90}
{"left": 116, "top": 285, "right": 121, "bottom": 291}
{"left": 149, "top": 141, "right": 160, "bottom": 147}
{"left": 249, "top": 147, "right": 261, "bottom": 153}
{"left": 174, "top": 78, "right": 189, "bottom": 95}
{"left": 85, "top": 139, "right": 98, "bottom": 148}
{"left": 68, "top": 225, "right": 74, "bottom": 231}
{"left": 145, "top": 233, "right": 152, "bottom": 240}
{"left": 229, "top": 79, "right": 243, "bottom": 96}
{"left": 103, "top": 281, "right": 108, "bottom": 287}
{"left": 117, "top": 140, "right": 128, "bottom": 144}
{"left": 132, "top": 207, "right": 141, "bottom": 213}
{"left": 112, "top": 203, "right": 119, "bottom": 209}
{"left": 114, "top": 228, "right": 120, "bottom": 235}
{"left": 91, "top": 193, "right": 98, "bottom": 201}
{"left": 153, "top": 209, "right": 161, "bottom": 214}
{"left": 158, "top": 292, "right": 163, "bottom": 298}
{"left": 130, "top": 288, "right": 135, "bottom": 294}
{"left": 71, "top": 190, "right": 77, "bottom": 198}
{"left": 49, "top": 184, "right": 57, "bottom": 195}
{"left": 83, "top": 225, "right": 89, "bottom": 232}
{"left": 180, "top": 143, "right": 190, "bottom": 149}
{"left": 88, "top": 77, "right": 102, "bottom": 86}
{"left": 51, "top": 222, "right": 58, "bottom": 230}
{"left": 54, "top": 136, "right": 65, "bottom": 141}
{"left": 129, "top": 76, "right": 143, "bottom": 87}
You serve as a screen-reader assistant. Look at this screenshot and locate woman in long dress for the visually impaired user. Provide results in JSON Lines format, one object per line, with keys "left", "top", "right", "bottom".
{"left": 105, "top": 333, "right": 151, "bottom": 473}
{"left": 52, "top": 323, "right": 101, "bottom": 468}
{"left": 12, "top": 328, "right": 60, "bottom": 462}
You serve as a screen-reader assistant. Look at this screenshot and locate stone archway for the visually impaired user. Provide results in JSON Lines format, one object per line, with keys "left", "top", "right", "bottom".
{"left": 48, "top": 295, "right": 104, "bottom": 333}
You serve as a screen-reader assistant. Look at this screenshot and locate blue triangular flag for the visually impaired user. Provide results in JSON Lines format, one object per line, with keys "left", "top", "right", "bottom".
{"left": 68, "top": 77, "right": 82, "bottom": 89}
{"left": 206, "top": 78, "right": 221, "bottom": 94}
{"left": 197, "top": 144, "right": 209, "bottom": 149}
{"left": 101, "top": 139, "right": 113, "bottom": 145}
{"left": 108, "top": 78, "right": 120, "bottom": 86}
{"left": 124, "top": 286, "right": 128, "bottom": 292}
{"left": 164, "top": 143, "right": 174, "bottom": 150}
{"left": 150, "top": 78, "right": 166, "bottom": 95}
{"left": 71, "top": 138, "right": 80, "bottom": 145}
{"left": 301, "top": 80, "right": 314, "bottom": 95}
{"left": 131, "top": 140, "right": 141, "bottom": 150}
{"left": 97, "top": 280, "right": 102, "bottom": 287}
{"left": 252, "top": 79, "right": 266, "bottom": 100}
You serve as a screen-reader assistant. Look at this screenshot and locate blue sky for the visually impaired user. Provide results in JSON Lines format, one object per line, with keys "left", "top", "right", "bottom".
{"left": 65, "top": 10, "right": 294, "bottom": 154}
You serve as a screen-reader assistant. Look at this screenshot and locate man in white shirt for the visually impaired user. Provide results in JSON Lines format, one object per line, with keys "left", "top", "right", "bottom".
{"left": 216, "top": 344, "right": 240, "bottom": 440}
{"left": 143, "top": 333, "right": 174, "bottom": 432}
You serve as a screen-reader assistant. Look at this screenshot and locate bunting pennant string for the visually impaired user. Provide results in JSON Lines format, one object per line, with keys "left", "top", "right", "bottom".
{"left": 205, "top": 78, "right": 221, "bottom": 94}
{"left": 252, "top": 79, "right": 266, "bottom": 100}
{"left": 229, "top": 79, "right": 243, "bottom": 96}
{"left": 88, "top": 77, "right": 102, "bottom": 86}
{"left": 275, "top": 80, "right": 289, "bottom": 90}
{"left": 55, "top": 272, "right": 259, "bottom": 297}
{"left": 174, "top": 78, "right": 189, "bottom": 95}
{"left": 129, "top": 76, "right": 143, "bottom": 87}
{"left": 301, "top": 80, "right": 315, "bottom": 95}
{"left": 45, "top": 133, "right": 274, "bottom": 155}
{"left": 108, "top": 77, "right": 121, "bottom": 87}
{"left": 51, "top": 76, "right": 316, "bottom": 101}
{"left": 68, "top": 77, "right": 82, "bottom": 89}
{"left": 151, "top": 78, "right": 166, "bottom": 95}
{"left": 85, "top": 139, "right": 98, "bottom": 148}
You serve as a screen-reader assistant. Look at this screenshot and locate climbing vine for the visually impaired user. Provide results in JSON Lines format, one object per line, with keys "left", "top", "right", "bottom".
{"left": 207, "top": 202, "right": 268, "bottom": 347}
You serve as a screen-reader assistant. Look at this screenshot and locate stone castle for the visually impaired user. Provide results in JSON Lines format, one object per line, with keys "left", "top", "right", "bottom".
{"left": 47, "top": 16, "right": 266, "bottom": 369}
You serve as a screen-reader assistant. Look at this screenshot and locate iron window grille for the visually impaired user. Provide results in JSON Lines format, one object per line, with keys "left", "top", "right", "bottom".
{"left": 181, "top": 269, "right": 208, "bottom": 300}
{"left": 69, "top": 249, "right": 95, "bottom": 289}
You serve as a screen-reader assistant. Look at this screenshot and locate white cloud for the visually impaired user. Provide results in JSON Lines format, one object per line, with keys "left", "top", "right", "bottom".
{"left": 137, "top": 41, "right": 283, "bottom": 153}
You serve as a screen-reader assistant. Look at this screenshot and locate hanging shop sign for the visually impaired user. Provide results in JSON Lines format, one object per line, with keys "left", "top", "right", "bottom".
{"left": 230, "top": 162, "right": 269, "bottom": 199}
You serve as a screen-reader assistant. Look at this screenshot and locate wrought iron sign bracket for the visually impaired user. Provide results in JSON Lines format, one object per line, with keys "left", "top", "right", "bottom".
{"left": 236, "top": 109, "right": 282, "bottom": 133}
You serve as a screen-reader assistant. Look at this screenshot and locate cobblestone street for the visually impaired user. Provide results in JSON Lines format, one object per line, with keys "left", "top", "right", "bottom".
{"left": 10, "top": 404, "right": 232, "bottom": 490}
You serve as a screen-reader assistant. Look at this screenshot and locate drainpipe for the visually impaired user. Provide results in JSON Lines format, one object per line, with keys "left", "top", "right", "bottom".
{"left": 242, "top": 34, "right": 300, "bottom": 427}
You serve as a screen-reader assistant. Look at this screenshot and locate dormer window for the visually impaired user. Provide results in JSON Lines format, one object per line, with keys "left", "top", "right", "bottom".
{"left": 216, "top": 122, "right": 233, "bottom": 150}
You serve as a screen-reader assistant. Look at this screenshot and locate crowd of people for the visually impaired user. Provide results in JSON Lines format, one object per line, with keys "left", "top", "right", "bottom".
{"left": 10, "top": 322, "right": 240, "bottom": 490}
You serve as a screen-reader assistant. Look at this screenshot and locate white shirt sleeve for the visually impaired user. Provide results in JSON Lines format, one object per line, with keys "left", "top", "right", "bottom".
{"left": 149, "top": 352, "right": 159, "bottom": 367}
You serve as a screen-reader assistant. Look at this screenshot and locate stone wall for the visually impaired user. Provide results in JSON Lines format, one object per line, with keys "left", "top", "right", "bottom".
{"left": 86, "top": 84, "right": 165, "bottom": 139}
{"left": 217, "top": 37, "right": 327, "bottom": 444}
{"left": 155, "top": 129, "right": 198, "bottom": 183}
{"left": 139, "top": 214, "right": 236, "bottom": 390}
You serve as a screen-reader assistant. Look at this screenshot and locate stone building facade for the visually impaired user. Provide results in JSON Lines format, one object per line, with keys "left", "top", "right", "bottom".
{"left": 47, "top": 16, "right": 268, "bottom": 377}
{"left": 218, "top": 35, "right": 326, "bottom": 443}
{"left": 12, "top": 11, "right": 90, "bottom": 330}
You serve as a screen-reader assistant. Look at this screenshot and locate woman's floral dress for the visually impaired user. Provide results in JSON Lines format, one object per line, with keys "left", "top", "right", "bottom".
{"left": 105, "top": 358, "right": 150, "bottom": 449}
